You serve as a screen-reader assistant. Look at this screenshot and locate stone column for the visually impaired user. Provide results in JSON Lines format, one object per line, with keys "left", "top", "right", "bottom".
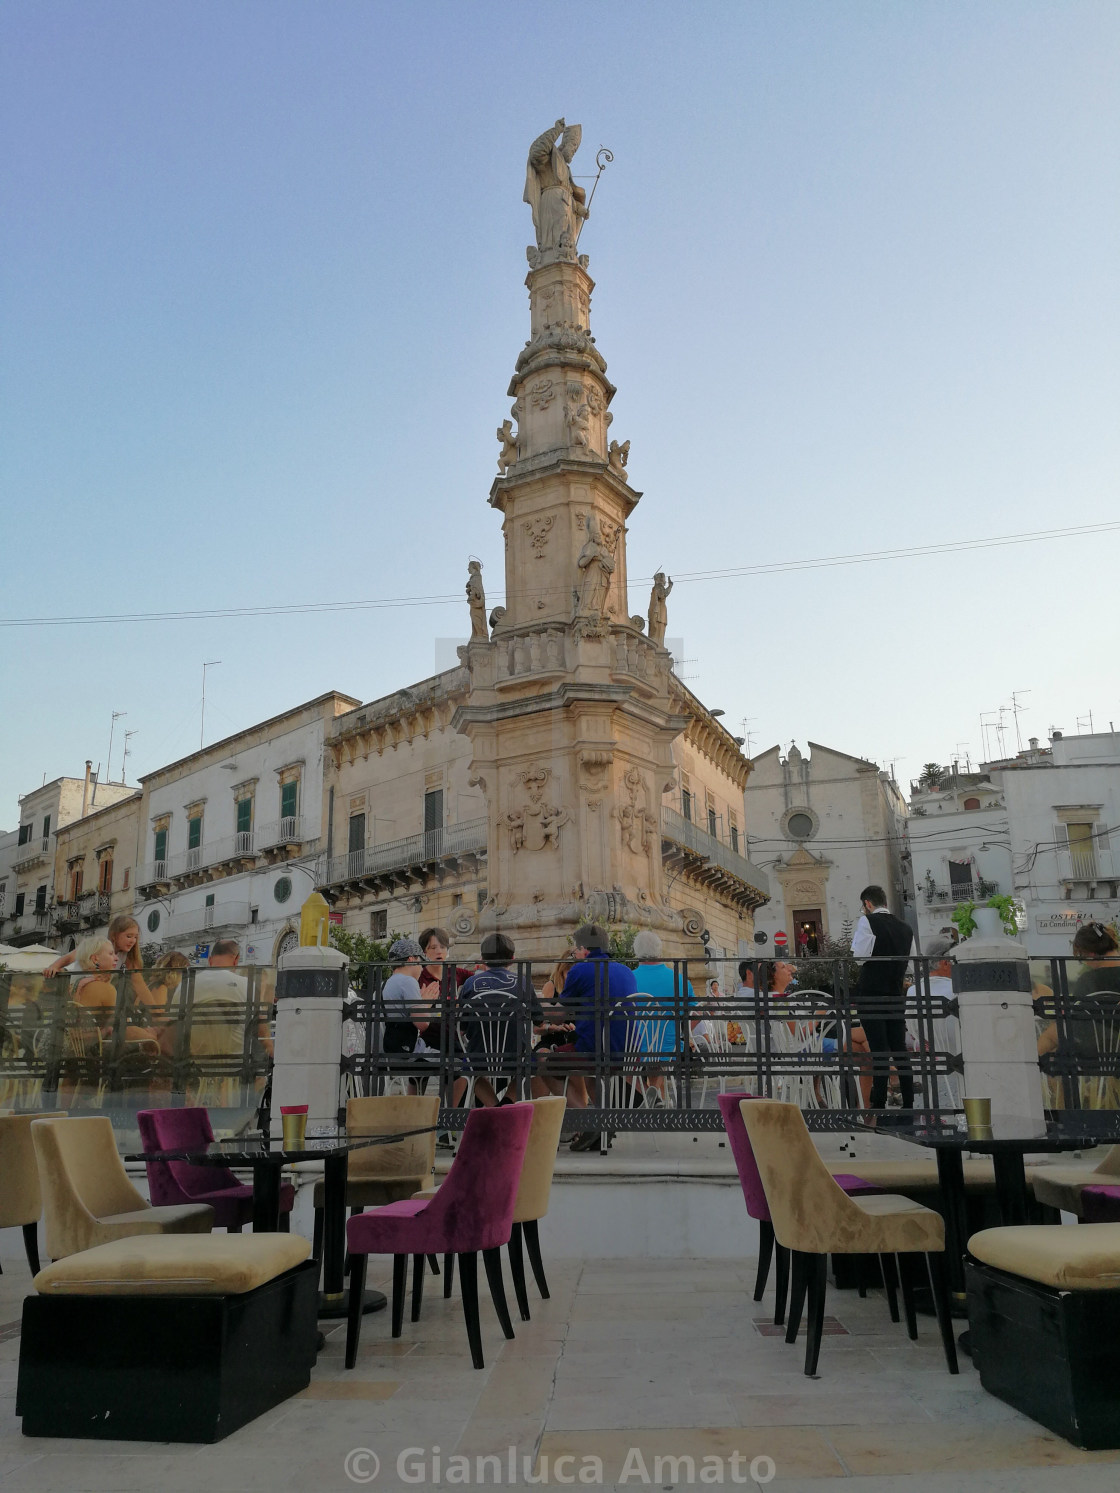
{"left": 951, "top": 908, "right": 1044, "bottom": 1122}
{"left": 270, "top": 945, "right": 349, "bottom": 1139}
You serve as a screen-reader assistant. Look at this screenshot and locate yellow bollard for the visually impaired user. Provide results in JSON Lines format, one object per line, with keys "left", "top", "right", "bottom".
{"left": 299, "top": 891, "right": 331, "bottom": 948}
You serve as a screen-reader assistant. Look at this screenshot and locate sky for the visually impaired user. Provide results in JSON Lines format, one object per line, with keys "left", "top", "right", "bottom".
{"left": 2, "top": 1, "right": 1118, "bottom": 824}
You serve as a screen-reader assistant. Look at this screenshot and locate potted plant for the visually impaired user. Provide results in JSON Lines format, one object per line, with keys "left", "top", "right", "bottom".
{"left": 951, "top": 893, "right": 1018, "bottom": 941}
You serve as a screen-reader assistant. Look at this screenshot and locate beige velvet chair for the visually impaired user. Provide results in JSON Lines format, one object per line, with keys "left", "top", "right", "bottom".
{"left": 1031, "top": 1146, "right": 1120, "bottom": 1217}
{"left": 438, "top": 1096, "right": 566, "bottom": 1319}
{"left": 311, "top": 1095, "right": 440, "bottom": 1263}
{"left": 508, "top": 1095, "right": 567, "bottom": 1318}
{"left": 0, "top": 1112, "right": 66, "bottom": 1275}
{"left": 32, "top": 1116, "right": 214, "bottom": 1262}
{"left": 740, "top": 1100, "right": 958, "bottom": 1376}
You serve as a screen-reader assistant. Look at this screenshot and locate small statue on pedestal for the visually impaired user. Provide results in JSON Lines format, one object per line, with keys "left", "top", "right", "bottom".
{"left": 466, "top": 560, "right": 489, "bottom": 641}
{"left": 647, "top": 572, "right": 673, "bottom": 647}
{"left": 574, "top": 512, "right": 615, "bottom": 620}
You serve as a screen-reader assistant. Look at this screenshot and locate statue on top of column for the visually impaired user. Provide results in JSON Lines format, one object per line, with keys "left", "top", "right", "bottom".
{"left": 524, "top": 118, "right": 588, "bottom": 266}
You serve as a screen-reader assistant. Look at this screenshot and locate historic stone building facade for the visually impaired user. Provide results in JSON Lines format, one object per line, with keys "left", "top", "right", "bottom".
{"left": 744, "top": 742, "right": 907, "bottom": 954}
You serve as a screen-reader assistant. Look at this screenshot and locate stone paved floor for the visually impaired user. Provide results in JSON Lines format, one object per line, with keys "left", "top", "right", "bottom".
{"left": 2, "top": 1249, "right": 1120, "bottom": 1493}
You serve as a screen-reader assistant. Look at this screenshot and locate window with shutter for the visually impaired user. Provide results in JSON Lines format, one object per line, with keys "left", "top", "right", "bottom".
{"left": 99, "top": 857, "right": 113, "bottom": 894}
{"left": 423, "top": 790, "right": 444, "bottom": 855}
{"left": 188, "top": 815, "right": 203, "bottom": 851}
{"left": 236, "top": 797, "right": 253, "bottom": 836}
{"left": 154, "top": 827, "right": 167, "bottom": 865}
{"left": 280, "top": 780, "right": 298, "bottom": 823}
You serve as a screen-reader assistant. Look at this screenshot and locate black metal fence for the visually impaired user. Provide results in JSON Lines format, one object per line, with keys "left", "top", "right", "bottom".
{"left": 342, "top": 954, "right": 964, "bottom": 1134}
{"left": 0, "top": 966, "right": 274, "bottom": 1136}
{"left": 1032, "top": 956, "right": 1120, "bottom": 1111}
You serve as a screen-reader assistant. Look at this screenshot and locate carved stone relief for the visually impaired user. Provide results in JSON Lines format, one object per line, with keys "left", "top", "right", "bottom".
{"left": 524, "top": 514, "right": 554, "bottom": 556}
{"left": 528, "top": 379, "right": 556, "bottom": 410}
{"left": 565, "top": 385, "right": 591, "bottom": 448}
{"left": 617, "top": 765, "right": 655, "bottom": 856}
{"left": 577, "top": 749, "right": 612, "bottom": 809}
{"left": 505, "top": 765, "right": 571, "bottom": 853}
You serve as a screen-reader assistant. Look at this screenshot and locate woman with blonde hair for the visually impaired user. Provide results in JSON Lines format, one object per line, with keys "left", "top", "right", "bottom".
{"left": 43, "top": 913, "right": 144, "bottom": 976}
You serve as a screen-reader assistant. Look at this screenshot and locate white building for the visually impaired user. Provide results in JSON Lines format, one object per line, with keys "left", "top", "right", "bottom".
{"left": 905, "top": 768, "right": 1013, "bottom": 954}
{"left": 0, "top": 828, "right": 18, "bottom": 937}
{"left": 133, "top": 692, "right": 358, "bottom": 964}
{"left": 1002, "top": 731, "right": 1120, "bottom": 956}
{"left": 744, "top": 742, "right": 908, "bottom": 954}
{"left": 903, "top": 731, "right": 1120, "bottom": 956}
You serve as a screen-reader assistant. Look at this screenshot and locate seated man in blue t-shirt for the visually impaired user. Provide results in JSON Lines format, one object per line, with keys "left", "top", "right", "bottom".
{"left": 536, "top": 922, "right": 637, "bottom": 1152}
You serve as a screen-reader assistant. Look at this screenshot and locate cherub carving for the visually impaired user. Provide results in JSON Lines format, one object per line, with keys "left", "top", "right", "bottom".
{"left": 496, "top": 419, "right": 518, "bottom": 474}
{"left": 608, "top": 439, "right": 630, "bottom": 475}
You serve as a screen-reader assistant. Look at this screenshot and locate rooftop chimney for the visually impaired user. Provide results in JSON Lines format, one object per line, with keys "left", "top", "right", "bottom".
{"left": 1028, "top": 736, "right": 1039, "bottom": 750}
{"left": 81, "top": 760, "right": 92, "bottom": 817}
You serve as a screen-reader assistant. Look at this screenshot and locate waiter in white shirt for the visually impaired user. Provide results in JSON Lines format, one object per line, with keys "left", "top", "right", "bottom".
{"left": 850, "top": 885, "right": 915, "bottom": 1109}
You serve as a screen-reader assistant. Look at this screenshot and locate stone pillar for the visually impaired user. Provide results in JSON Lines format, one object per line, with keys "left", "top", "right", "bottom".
{"left": 270, "top": 945, "right": 349, "bottom": 1139}
{"left": 952, "top": 907, "right": 1044, "bottom": 1123}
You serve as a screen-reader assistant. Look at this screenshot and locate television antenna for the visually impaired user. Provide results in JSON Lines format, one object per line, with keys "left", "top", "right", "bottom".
{"left": 201, "top": 660, "right": 222, "bottom": 749}
{"left": 121, "top": 730, "right": 138, "bottom": 783}
{"left": 107, "top": 711, "right": 126, "bottom": 785}
{"left": 1010, "top": 689, "right": 1031, "bottom": 752}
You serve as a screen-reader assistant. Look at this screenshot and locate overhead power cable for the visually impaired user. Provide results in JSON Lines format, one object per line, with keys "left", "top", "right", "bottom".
{"left": 1, "top": 520, "right": 1116, "bottom": 630}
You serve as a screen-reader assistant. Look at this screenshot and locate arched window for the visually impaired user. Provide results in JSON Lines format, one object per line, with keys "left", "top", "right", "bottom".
{"left": 963, "top": 797, "right": 981, "bottom": 810}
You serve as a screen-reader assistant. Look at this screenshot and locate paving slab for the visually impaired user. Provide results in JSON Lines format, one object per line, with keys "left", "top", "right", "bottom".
{"left": 2, "top": 1251, "right": 1120, "bottom": 1491}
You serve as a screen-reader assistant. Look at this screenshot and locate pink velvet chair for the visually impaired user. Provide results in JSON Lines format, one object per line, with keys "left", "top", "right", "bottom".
{"left": 345, "top": 1103, "right": 534, "bottom": 1371}
{"left": 717, "top": 1092, "right": 880, "bottom": 1323}
{"left": 1082, "top": 1185, "right": 1120, "bottom": 1222}
{"left": 137, "top": 1107, "right": 293, "bottom": 1231}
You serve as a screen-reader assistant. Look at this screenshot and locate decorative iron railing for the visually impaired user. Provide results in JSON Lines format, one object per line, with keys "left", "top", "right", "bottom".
{"left": 342, "top": 954, "right": 962, "bottom": 1136}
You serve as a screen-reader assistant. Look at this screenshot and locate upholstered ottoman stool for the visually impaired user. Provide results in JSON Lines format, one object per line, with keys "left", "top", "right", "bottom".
{"left": 17, "top": 1233, "right": 318, "bottom": 1442}
{"left": 967, "top": 1223, "right": 1120, "bottom": 1449}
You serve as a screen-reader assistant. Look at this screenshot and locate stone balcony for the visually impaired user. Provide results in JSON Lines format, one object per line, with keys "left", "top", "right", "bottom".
{"left": 318, "top": 817, "right": 488, "bottom": 896}
{"left": 661, "top": 807, "right": 770, "bottom": 911}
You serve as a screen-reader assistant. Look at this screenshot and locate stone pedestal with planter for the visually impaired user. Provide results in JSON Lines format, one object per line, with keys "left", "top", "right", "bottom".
{"left": 270, "top": 945, "right": 348, "bottom": 1139}
{"left": 952, "top": 907, "right": 1043, "bottom": 1123}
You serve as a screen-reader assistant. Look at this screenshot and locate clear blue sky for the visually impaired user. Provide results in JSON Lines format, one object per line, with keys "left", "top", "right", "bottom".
{"left": 3, "top": 1, "right": 1118, "bottom": 822}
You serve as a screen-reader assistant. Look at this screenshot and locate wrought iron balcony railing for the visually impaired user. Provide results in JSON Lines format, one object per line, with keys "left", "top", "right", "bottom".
{"left": 136, "top": 816, "right": 316, "bottom": 889}
{"left": 319, "top": 817, "right": 488, "bottom": 889}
